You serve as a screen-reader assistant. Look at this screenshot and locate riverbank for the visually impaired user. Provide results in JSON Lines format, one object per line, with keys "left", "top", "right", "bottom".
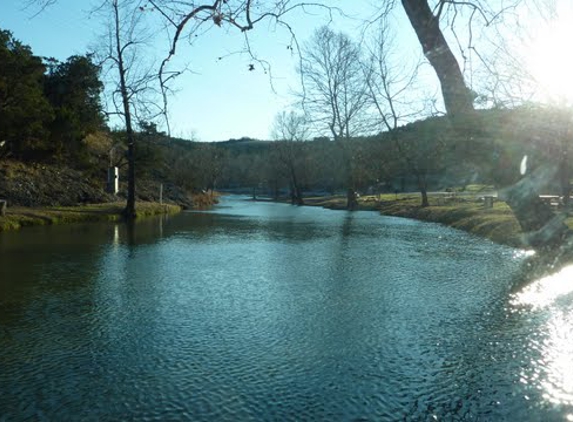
{"left": 302, "top": 193, "right": 526, "bottom": 248}
{"left": 0, "top": 202, "right": 181, "bottom": 232}
{"left": 0, "top": 156, "right": 222, "bottom": 232}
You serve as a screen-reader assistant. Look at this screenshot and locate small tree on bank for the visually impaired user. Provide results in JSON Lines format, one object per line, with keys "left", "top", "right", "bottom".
{"left": 363, "top": 15, "right": 434, "bottom": 206}
{"left": 272, "top": 110, "right": 310, "bottom": 205}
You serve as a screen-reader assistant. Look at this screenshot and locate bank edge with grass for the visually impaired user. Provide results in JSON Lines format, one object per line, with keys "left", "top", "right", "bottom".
{"left": 303, "top": 193, "right": 526, "bottom": 248}
{"left": 0, "top": 202, "right": 182, "bottom": 232}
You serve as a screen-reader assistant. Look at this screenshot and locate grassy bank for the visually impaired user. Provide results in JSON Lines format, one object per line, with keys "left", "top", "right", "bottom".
{"left": 378, "top": 195, "right": 523, "bottom": 247}
{"left": 0, "top": 202, "right": 181, "bottom": 232}
{"left": 304, "top": 193, "right": 525, "bottom": 248}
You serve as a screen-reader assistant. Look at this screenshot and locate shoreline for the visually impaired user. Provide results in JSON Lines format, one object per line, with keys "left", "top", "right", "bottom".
{"left": 0, "top": 191, "right": 557, "bottom": 251}
{"left": 0, "top": 202, "right": 182, "bottom": 232}
{"left": 298, "top": 194, "right": 526, "bottom": 248}
{"left": 0, "top": 191, "right": 221, "bottom": 233}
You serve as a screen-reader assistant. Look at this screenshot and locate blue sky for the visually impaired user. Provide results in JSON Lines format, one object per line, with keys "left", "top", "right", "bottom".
{"left": 2, "top": 1, "right": 563, "bottom": 141}
{"left": 2, "top": 0, "right": 399, "bottom": 141}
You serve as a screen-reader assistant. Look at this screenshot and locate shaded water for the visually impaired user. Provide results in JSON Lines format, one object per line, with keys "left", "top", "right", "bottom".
{"left": 1, "top": 196, "right": 573, "bottom": 421}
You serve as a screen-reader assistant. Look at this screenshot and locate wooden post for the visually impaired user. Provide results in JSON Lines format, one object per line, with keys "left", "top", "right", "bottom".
{"left": 0, "top": 200, "right": 6, "bottom": 216}
{"left": 484, "top": 196, "right": 494, "bottom": 209}
{"left": 159, "top": 183, "right": 163, "bottom": 205}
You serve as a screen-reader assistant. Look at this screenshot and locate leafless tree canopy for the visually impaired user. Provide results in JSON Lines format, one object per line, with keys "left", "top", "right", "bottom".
{"left": 363, "top": 17, "right": 428, "bottom": 133}
{"left": 299, "top": 26, "right": 370, "bottom": 140}
{"left": 272, "top": 110, "right": 309, "bottom": 143}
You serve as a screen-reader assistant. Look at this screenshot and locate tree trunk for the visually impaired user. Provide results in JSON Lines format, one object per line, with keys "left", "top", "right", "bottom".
{"left": 559, "top": 147, "right": 570, "bottom": 210}
{"left": 401, "top": 0, "right": 570, "bottom": 247}
{"left": 124, "top": 132, "right": 136, "bottom": 220}
{"left": 346, "top": 188, "right": 358, "bottom": 210}
{"left": 421, "top": 189, "right": 429, "bottom": 207}
{"left": 291, "top": 168, "right": 304, "bottom": 206}
{"left": 113, "top": 0, "right": 136, "bottom": 221}
{"left": 417, "top": 174, "right": 429, "bottom": 207}
{"left": 400, "top": 0, "right": 474, "bottom": 117}
{"left": 272, "top": 180, "right": 279, "bottom": 201}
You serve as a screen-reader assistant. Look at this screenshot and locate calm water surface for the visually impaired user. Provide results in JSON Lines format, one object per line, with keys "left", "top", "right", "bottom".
{"left": 1, "top": 196, "right": 573, "bottom": 421}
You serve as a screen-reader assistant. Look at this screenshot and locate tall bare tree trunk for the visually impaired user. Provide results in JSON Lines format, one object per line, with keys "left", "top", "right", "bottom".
{"left": 400, "top": 0, "right": 474, "bottom": 117}
{"left": 113, "top": 0, "right": 136, "bottom": 221}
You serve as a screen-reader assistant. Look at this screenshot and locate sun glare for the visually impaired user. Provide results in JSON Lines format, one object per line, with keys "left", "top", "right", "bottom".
{"left": 512, "top": 265, "right": 573, "bottom": 408}
{"left": 527, "top": 9, "right": 573, "bottom": 104}
{"left": 512, "top": 265, "right": 573, "bottom": 309}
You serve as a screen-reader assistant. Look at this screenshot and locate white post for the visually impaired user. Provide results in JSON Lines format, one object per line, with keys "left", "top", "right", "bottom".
{"left": 107, "top": 167, "right": 119, "bottom": 194}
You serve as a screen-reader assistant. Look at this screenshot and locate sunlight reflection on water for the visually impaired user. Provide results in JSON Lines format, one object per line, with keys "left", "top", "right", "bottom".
{"left": 513, "top": 265, "right": 573, "bottom": 309}
{"left": 512, "top": 265, "right": 573, "bottom": 408}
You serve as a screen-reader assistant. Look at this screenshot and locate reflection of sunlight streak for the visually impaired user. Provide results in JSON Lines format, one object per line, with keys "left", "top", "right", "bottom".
{"left": 512, "top": 265, "right": 573, "bottom": 408}
{"left": 113, "top": 224, "right": 119, "bottom": 247}
{"left": 512, "top": 265, "right": 573, "bottom": 309}
{"left": 538, "top": 311, "right": 573, "bottom": 406}
{"left": 513, "top": 249, "right": 536, "bottom": 260}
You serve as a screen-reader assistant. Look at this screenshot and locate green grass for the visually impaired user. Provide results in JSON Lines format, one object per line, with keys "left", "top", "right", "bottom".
{"left": 304, "top": 193, "right": 524, "bottom": 247}
{"left": 0, "top": 202, "right": 181, "bottom": 232}
{"left": 378, "top": 199, "right": 523, "bottom": 247}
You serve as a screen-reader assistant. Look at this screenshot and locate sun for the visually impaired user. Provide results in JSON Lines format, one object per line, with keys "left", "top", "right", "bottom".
{"left": 527, "top": 9, "right": 573, "bottom": 104}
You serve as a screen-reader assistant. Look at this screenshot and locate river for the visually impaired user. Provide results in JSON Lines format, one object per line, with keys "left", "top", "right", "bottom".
{"left": 1, "top": 196, "right": 573, "bottom": 421}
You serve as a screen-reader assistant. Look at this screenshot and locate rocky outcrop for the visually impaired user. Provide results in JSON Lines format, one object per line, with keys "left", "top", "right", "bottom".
{"left": 0, "top": 161, "right": 115, "bottom": 206}
{"left": 0, "top": 160, "right": 206, "bottom": 209}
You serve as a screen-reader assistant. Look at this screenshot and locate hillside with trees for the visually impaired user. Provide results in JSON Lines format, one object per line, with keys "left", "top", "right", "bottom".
{"left": 1, "top": 25, "right": 570, "bottom": 214}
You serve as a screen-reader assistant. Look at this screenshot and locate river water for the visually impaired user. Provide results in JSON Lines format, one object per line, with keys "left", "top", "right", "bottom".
{"left": 1, "top": 196, "right": 573, "bottom": 421}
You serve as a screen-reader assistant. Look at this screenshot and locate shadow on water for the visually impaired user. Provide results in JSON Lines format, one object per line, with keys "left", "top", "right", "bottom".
{"left": 0, "top": 213, "right": 176, "bottom": 326}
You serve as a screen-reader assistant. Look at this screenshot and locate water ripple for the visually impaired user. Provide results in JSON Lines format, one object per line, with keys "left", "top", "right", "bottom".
{"left": 0, "top": 198, "right": 566, "bottom": 421}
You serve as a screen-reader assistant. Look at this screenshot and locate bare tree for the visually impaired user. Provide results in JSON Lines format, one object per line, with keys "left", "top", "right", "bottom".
{"left": 299, "top": 26, "right": 369, "bottom": 140}
{"left": 298, "top": 26, "right": 370, "bottom": 209}
{"left": 97, "top": 0, "right": 164, "bottom": 220}
{"left": 364, "top": 17, "right": 428, "bottom": 131}
{"left": 271, "top": 110, "right": 310, "bottom": 205}
{"left": 363, "top": 16, "right": 436, "bottom": 206}
{"left": 134, "top": 0, "right": 339, "bottom": 112}
{"left": 192, "top": 144, "right": 226, "bottom": 195}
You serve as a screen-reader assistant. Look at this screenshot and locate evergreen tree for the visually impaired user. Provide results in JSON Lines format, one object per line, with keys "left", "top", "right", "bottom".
{"left": 44, "top": 54, "right": 105, "bottom": 162}
{"left": 0, "top": 29, "right": 53, "bottom": 159}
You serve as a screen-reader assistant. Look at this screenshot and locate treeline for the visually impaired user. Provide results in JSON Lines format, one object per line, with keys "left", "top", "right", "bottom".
{"left": 1, "top": 27, "right": 567, "bottom": 209}
{"left": 0, "top": 29, "right": 104, "bottom": 163}
{"left": 155, "top": 115, "right": 495, "bottom": 199}
{"left": 157, "top": 105, "right": 567, "bottom": 206}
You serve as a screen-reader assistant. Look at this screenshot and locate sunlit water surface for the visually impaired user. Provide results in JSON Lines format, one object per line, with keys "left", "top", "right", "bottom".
{"left": 1, "top": 196, "right": 573, "bottom": 421}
